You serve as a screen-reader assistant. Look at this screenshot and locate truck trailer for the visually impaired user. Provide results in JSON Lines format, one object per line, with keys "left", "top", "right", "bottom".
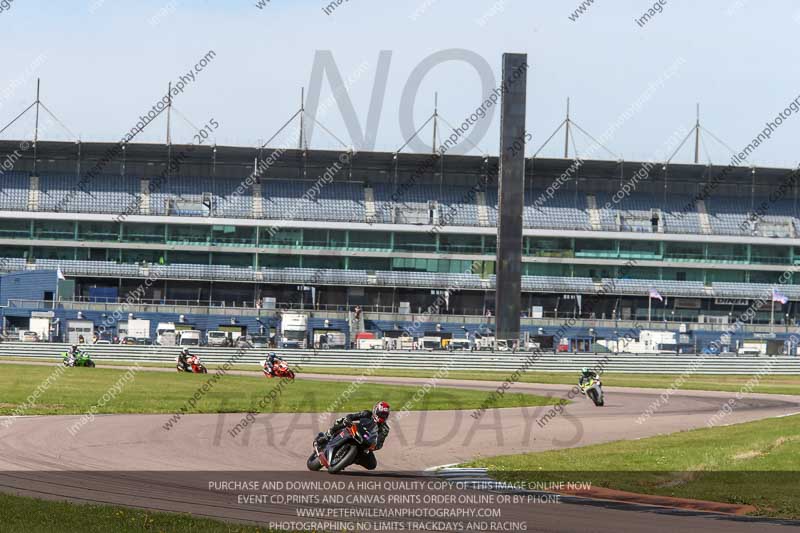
{"left": 280, "top": 313, "right": 308, "bottom": 348}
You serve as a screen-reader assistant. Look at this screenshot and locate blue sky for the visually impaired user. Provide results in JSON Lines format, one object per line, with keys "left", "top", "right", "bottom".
{"left": 0, "top": 0, "right": 798, "bottom": 167}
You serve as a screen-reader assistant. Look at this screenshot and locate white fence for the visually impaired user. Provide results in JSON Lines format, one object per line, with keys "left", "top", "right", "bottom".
{"left": 1, "top": 343, "right": 799, "bottom": 374}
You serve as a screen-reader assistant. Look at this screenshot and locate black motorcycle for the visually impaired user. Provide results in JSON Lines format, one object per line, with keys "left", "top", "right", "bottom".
{"left": 307, "top": 419, "right": 375, "bottom": 474}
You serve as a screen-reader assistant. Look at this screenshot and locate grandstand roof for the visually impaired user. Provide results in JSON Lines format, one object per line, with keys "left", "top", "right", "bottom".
{"left": 0, "top": 139, "right": 796, "bottom": 187}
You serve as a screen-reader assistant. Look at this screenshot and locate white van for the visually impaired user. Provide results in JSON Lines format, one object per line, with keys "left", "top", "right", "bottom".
{"left": 178, "top": 330, "right": 201, "bottom": 346}
{"left": 207, "top": 330, "right": 229, "bottom": 347}
{"left": 155, "top": 322, "right": 177, "bottom": 346}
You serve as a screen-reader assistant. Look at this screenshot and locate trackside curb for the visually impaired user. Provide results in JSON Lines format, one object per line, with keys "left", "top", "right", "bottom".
{"left": 432, "top": 466, "right": 759, "bottom": 516}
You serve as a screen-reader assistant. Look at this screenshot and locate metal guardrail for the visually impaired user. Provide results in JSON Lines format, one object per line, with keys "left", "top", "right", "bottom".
{"left": 1, "top": 343, "right": 799, "bottom": 374}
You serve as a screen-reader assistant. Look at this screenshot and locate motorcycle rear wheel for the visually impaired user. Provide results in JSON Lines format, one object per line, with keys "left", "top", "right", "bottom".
{"left": 328, "top": 445, "right": 358, "bottom": 474}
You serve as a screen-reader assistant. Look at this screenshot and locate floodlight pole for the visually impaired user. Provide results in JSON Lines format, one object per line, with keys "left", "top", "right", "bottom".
{"left": 564, "top": 97, "right": 570, "bottom": 158}
{"left": 33, "top": 79, "right": 40, "bottom": 175}
{"left": 166, "top": 82, "right": 172, "bottom": 145}
{"left": 432, "top": 92, "right": 438, "bottom": 154}
{"left": 166, "top": 82, "right": 172, "bottom": 181}
{"left": 34, "top": 79, "right": 40, "bottom": 145}
{"left": 299, "top": 87, "right": 305, "bottom": 150}
{"left": 694, "top": 103, "right": 700, "bottom": 164}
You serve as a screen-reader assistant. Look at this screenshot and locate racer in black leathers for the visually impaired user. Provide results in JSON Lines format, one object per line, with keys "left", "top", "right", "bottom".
{"left": 316, "top": 401, "right": 390, "bottom": 470}
{"left": 177, "top": 348, "right": 192, "bottom": 372}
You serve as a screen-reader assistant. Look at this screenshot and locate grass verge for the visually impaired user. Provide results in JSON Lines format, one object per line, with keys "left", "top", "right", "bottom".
{"left": 0, "top": 363, "right": 557, "bottom": 415}
{"left": 298, "top": 367, "right": 800, "bottom": 396}
{"left": 0, "top": 492, "right": 288, "bottom": 533}
{"left": 468, "top": 414, "right": 800, "bottom": 519}
{"left": 4, "top": 357, "right": 800, "bottom": 395}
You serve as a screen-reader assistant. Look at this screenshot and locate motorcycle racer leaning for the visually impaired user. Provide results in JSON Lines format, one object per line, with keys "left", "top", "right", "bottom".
{"left": 579, "top": 367, "right": 598, "bottom": 387}
{"left": 316, "top": 401, "right": 391, "bottom": 470}
{"left": 262, "top": 351, "right": 283, "bottom": 377}
{"left": 177, "top": 348, "right": 192, "bottom": 372}
{"left": 65, "top": 344, "right": 83, "bottom": 366}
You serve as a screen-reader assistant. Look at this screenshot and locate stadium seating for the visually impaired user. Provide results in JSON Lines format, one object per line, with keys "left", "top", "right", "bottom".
{"left": 2, "top": 173, "right": 799, "bottom": 239}
{"left": 377, "top": 270, "right": 485, "bottom": 289}
{"left": 274, "top": 268, "right": 368, "bottom": 285}
{"left": 0, "top": 257, "right": 27, "bottom": 272}
{"left": 592, "top": 192, "right": 703, "bottom": 234}
{"left": 39, "top": 174, "right": 139, "bottom": 214}
{"left": 521, "top": 275, "right": 595, "bottom": 293}
{"left": 705, "top": 196, "right": 751, "bottom": 236}
{"left": 372, "top": 183, "right": 481, "bottom": 226}
{"left": 263, "top": 180, "right": 365, "bottom": 222}
{"left": 0, "top": 172, "right": 29, "bottom": 210}
{"left": 212, "top": 178, "right": 253, "bottom": 218}
{"left": 36, "top": 259, "right": 139, "bottom": 277}
{"left": 704, "top": 196, "right": 797, "bottom": 238}
{"left": 152, "top": 176, "right": 211, "bottom": 217}
{"left": 6, "top": 255, "right": 799, "bottom": 301}
{"left": 484, "top": 188, "right": 591, "bottom": 230}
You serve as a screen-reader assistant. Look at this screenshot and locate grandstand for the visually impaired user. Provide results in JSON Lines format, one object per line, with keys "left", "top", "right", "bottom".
{"left": 0, "top": 139, "right": 798, "bottom": 349}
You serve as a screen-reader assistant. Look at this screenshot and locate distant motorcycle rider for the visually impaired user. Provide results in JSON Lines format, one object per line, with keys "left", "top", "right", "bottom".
{"left": 316, "top": 401, "right": 391, "bottom": 470}
{"left": 262, "top": 351, "right": 283, "bottom": 377}
{"left": 578, "top": 367, "right": 598, "bottom": 387}
{"left": 176, "top": 348, "right": 192, "bottom": 372}
{"left": 65, "top": 344, "right": 82, "bottom": 367}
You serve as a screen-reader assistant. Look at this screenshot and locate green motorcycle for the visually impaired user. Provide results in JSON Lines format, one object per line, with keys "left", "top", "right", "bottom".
{"left": 62, "top": 351, "right": 96, "bottom": 368}
{"left": 579, "top": 377, "right": 604, "bottom": 407}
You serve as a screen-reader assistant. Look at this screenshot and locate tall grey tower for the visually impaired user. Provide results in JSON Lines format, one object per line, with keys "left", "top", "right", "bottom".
{"left": 495, "top": 53, "right": 528, "bottom": 344}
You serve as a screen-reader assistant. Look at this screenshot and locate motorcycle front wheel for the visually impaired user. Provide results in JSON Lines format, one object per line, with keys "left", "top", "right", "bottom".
{"left": 588, "top": 389, "right": 598, "bottom": 405}
{"left": 307, "top": 453, "right": 322, "bottom": 471}
{"left": 327, "top": 445, "right": 358, "bottom": 474}
{"left": 87, "top": 360, "right": 96, "bottom": 368}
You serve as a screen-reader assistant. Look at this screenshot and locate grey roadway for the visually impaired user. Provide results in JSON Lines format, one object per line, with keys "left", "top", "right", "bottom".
{"left": 1, "top": 364, "right": 800, "bottom": 531}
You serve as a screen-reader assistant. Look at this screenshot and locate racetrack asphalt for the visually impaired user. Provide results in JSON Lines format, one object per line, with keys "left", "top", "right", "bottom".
{"left": 1, "top": 362, "right": 799, "bottom": 532}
